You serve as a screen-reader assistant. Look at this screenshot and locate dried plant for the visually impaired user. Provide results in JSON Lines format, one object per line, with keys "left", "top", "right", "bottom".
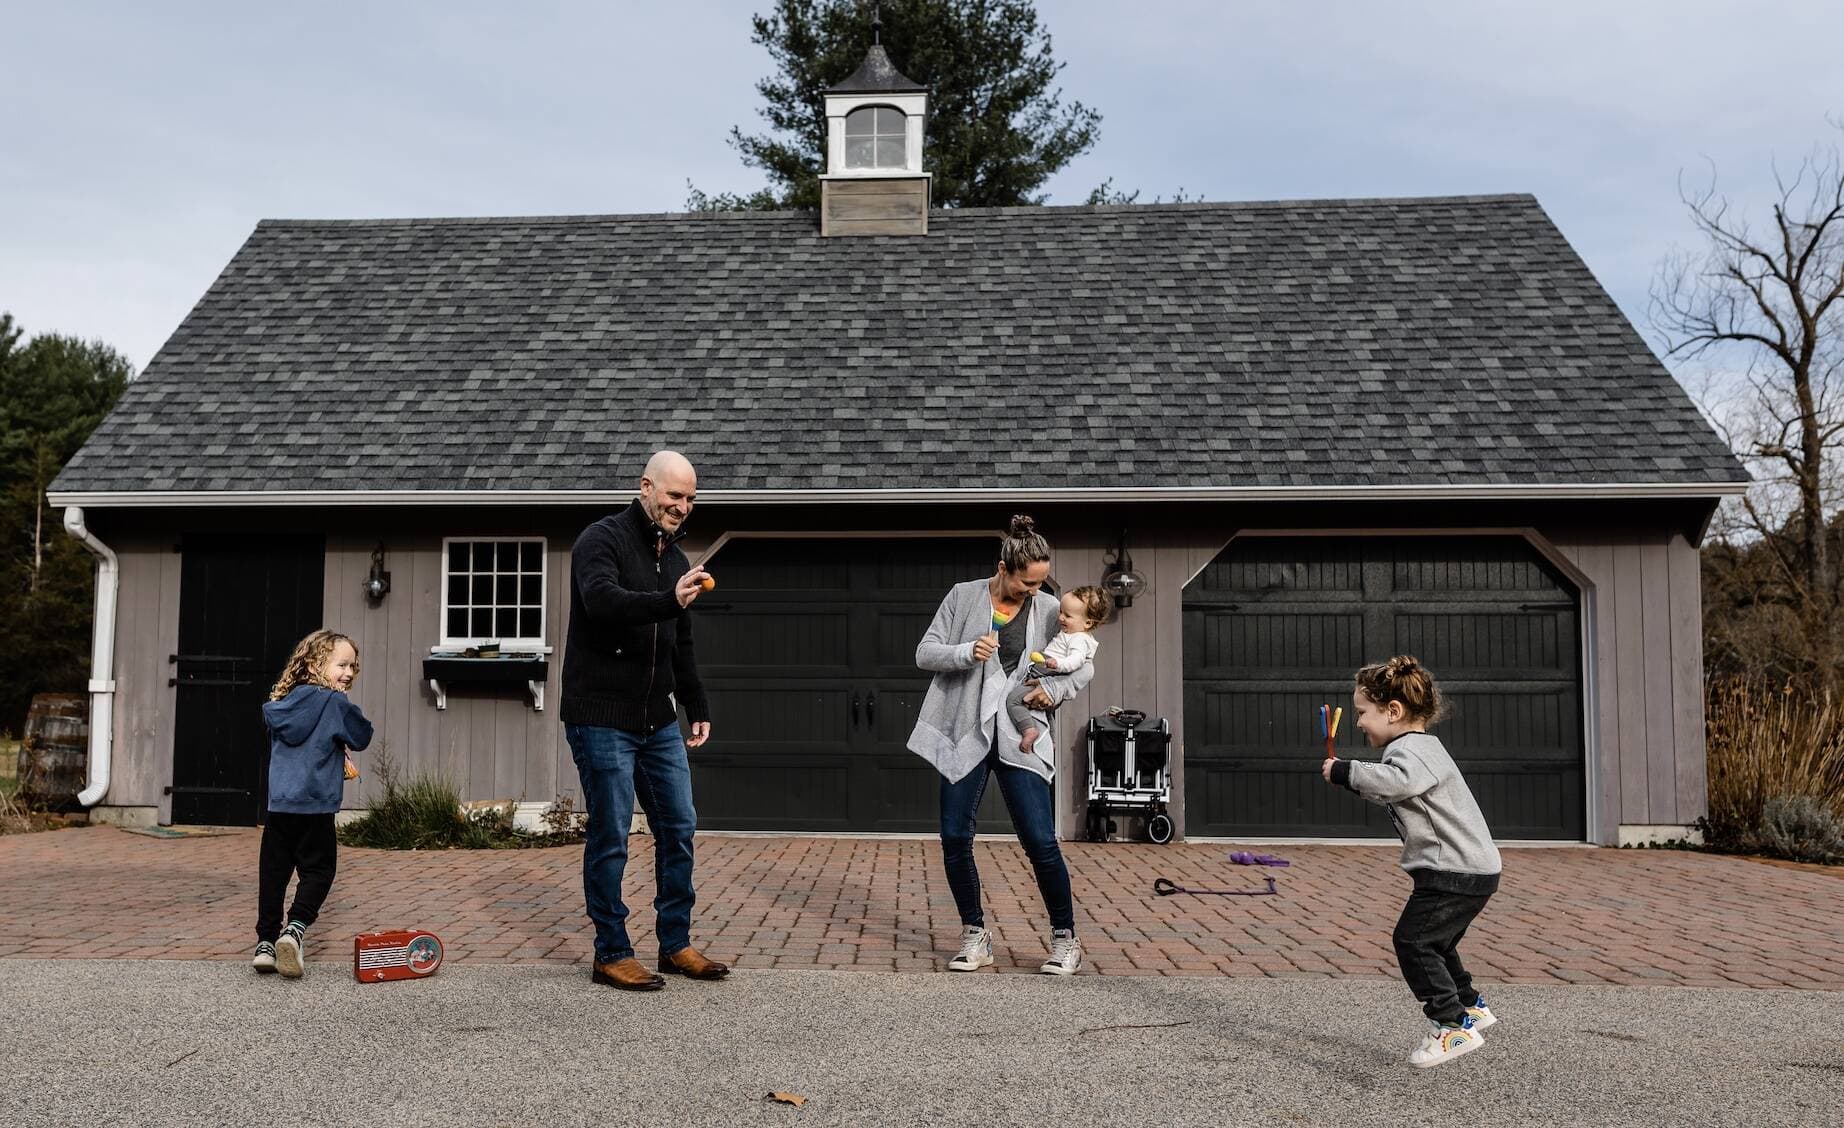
{"left": 1704, "top": 676, "right": 1844, "bottom": 860}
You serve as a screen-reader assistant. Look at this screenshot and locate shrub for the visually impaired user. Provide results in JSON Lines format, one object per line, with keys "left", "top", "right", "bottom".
{"left": 337, "top": 749, "right": 584, "bottom": 850}
{"left": 1703, "top": 677, "right": 1844, "bottom": 861}
{"left": 1757, "top": 794, "right": 1844, "bottom": 864}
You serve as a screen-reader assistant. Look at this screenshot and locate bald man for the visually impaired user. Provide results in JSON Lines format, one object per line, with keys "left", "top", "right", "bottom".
{"left": 561, "top": 451, "right": 727, "bottom": 991}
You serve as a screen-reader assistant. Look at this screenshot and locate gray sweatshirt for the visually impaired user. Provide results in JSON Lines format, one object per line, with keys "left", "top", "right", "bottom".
{"left": 907, "top": 580, "right": 1095, "bottom": 783}
{"left": 1331, "top": 731, "right": 1501, "bottom": 894}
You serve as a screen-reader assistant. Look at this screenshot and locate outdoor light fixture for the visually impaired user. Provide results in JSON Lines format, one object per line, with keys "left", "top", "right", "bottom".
{"left": 364, "top": 542, "right": 392, "bottom": 602}
{"left": 1100, "top": 531, "right": 1148, "bottom": 611}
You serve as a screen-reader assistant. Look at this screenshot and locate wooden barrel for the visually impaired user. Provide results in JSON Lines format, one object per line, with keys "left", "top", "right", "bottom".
{"left": 19, "top": 693, "right": 88, "bottom": 812}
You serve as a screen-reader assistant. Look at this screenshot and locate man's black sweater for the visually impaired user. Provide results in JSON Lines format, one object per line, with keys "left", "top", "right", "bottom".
{"left": 560, "top": 499, "right": 710, "bottom": 733}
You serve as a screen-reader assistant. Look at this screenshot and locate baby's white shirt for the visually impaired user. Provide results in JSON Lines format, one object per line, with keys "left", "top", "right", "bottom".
{"left": 1040, "top": 630, "right": 1099, "bottom": 673}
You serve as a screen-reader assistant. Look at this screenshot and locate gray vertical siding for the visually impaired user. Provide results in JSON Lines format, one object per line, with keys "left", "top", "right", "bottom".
{"left": 96, "top": 514, "right": 1707, "bottom": 842}
{"left": 1547, "top": 531, "right": 1706, "bottom": 839}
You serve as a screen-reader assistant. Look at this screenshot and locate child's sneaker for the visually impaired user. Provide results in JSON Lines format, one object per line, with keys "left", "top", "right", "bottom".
{"left": 1465, "top": 996, "right": 1497, "bottom": 1031}
{"left": 947, "top": 925, "right": 993, "bottom": 972}
{"left": 251, "top": 941, "right": 277, "bottom": 974}
{"left": 275, "top": 920, "right": 307, "bottom": 979}
{"left": 1039, "top": 928, "right": 1082, "bottom": 975}
{"left": 1408, "top": 1015, "right": 1485, "bottom": 1068}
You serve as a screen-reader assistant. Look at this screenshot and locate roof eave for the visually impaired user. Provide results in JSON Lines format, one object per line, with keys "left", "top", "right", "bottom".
{"left": 49, "top": 482, "right": 1751, "bottom": 509}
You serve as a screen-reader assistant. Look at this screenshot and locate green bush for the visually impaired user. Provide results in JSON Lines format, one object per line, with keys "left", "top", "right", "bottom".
{"left": 1703, "top": 677, "right": 1844, "bottom": 862}
{"left": 336, "top": 750, "right": 583, "bottom": 850}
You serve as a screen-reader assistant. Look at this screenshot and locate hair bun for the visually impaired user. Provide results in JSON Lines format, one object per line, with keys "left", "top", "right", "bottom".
{"left": 1008, "top": 514, "right": 1035, "bottom": 536}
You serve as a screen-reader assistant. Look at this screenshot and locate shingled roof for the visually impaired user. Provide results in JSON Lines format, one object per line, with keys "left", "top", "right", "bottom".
{"left": 52, "top": 194, "right": 1745, "bottom": 500}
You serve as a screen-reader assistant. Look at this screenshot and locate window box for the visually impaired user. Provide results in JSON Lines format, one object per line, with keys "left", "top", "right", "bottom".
{"left": 422, "top": 655, "right": 550, "bottom": 712}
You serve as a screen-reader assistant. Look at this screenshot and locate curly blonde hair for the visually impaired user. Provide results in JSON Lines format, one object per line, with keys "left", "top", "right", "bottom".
{"left": 1354, "top": 654, "right": 1444, "bottom": 724}
{"left": 270, "top": 629, "right": 359, "bottom": 700}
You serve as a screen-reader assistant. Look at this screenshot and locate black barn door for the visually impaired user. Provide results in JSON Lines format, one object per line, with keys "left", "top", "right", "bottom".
{"left": 1183, "top": 536, "right": 1584, "bottom": 839}
{"left": 692, "top": 537, "right": 1013, "bottom": 833}
{"left": 171, "top": 534, "right": 325, "bottom": 825}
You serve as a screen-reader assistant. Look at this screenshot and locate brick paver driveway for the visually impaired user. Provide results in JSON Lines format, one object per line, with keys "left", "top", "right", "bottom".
{"left": 2, "top": 826, "right": 1839, "bottom": 988}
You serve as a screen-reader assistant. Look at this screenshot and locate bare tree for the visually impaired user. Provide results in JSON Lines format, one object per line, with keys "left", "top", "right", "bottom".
{"left": 1655, "top": 127, "right": 1844, "bottom": 677}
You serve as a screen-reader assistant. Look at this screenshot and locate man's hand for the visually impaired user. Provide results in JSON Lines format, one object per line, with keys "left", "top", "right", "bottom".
{"left": 1321, "top": 756, "right": 1336, "bottom": 782}
{"left": 687, "top": 721, "right": 711, "bottom": 748}
{"left": 1020, "top": 679, "right": 1054, "bottom": 710}
{"left": 676, "top": 567, "right": 710, "bottom": 608}
{"left": 971, "top": 631, "right": 999, "bottom": 663}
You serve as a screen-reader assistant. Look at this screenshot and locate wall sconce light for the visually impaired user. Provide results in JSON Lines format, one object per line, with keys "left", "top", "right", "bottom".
{"left": 1100, "top": 530, "right": 1148, "bottom": 612}
{"left": 364, "top": 542, "right": 392, "bottom": 602}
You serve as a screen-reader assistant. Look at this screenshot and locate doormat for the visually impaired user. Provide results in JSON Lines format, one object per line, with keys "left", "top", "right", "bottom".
{"left": 119, "top": 825, "right": 241, "bottom": 839}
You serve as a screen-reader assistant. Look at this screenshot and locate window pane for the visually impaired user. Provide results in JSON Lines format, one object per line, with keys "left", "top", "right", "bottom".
{"left": 845, "top": 138, "right": 873, "bottom": 168}
{"left": 448, "top": 575, "right": 467, "bottom": 605}
{"left": 472, "top": 576, "right": 493, "bottom": 603}
{"left": 448, "top": 542, "right": 467, "bottom": 571}
{"left": 447, "top": 609, "right": 467, "bottom": 637}
{"left": 519, "top": 608, "right": 541, "bottom": 638}
{"left": 845, "top": 107, "right": 875, "bottom": 136}
{"left": 472, "top": 542, "right": 494, "bottom": 571}
{"left": 520, "top": 575, "right": 542, "bottom": 605}
{"left": 496, "top": 541, "right": 518, "bottom": 570}
{"left": 520, "top": 542, "right": 541, "bottom": 572}
{"left": 492, "top": 574, "right": 513, "bottom": 603}
{"left": 471, "top": 608, "right": 493, "bottom": 636}
{"left": 496, "top": 608, "right": 518, "bottom": 637}
{"left": 876, "top": 107, "right": 904, "bottom": 135}
{"left": 876, "top": 137, "right": 904, "bottom": 167}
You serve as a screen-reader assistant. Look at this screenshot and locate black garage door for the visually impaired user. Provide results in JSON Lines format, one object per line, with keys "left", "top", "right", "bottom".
{"left": 1183, "top": 536, "right": 1583, "bottom": 839}
{"left": 692, "top": 537, "right": 1014, "bottom": 833}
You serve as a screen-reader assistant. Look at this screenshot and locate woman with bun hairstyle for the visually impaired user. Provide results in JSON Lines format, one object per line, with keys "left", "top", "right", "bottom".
{"left": 1323, "top": 655, "right": 1502, "bottom": 1068}
{"left": 908, "top": 515, "right": 1096, "bottom": 975}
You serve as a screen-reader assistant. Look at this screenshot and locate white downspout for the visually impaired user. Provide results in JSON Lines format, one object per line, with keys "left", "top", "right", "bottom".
{"left": 62, "top": 506, "right": 118, "bottom": 807}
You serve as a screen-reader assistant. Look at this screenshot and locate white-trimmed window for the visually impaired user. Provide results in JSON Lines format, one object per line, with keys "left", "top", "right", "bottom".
{"left": 442, "top": 538, "right": 547, "bottom": 646}
{"left": 844, "top": 105, "right": 906, "bottom": 169}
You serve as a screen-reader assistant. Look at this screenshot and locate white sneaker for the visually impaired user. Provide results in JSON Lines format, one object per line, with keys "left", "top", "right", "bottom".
{"left": 251, "top": 941, "right": 277, "bottom": 974}
{"left": 275, "top": 921, "right": 306, "bottom": 979}
{"left": 1466, "top": 996, "right": 1497, "bottom": 1031}
{"left": 1408, "top": 1017, "right": 1485, "bottom": 1068}
{"left": 947, "top": 925, "right": 993, "bottom": 972}
{"left": 1039, "top": 928, "right": 1081, "bottom": 976}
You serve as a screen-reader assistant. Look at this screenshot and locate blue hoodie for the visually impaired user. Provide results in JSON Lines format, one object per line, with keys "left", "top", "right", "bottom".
{"left": 261, "top": 684, "right": 374, "bottom": 814}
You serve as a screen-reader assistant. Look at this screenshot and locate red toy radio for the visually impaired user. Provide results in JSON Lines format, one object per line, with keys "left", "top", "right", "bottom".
{"left": 353, "top": 929, "right": 444, "bottom": 982}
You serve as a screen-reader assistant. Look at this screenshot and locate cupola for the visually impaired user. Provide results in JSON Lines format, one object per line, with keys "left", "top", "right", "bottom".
{"left": 819, "top": 13, "right": 929, "bottom": 236}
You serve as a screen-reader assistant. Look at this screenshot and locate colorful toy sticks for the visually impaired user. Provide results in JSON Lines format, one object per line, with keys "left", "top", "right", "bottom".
{"left": 1318, "top": 703, "right": 1343, "bottom": 758}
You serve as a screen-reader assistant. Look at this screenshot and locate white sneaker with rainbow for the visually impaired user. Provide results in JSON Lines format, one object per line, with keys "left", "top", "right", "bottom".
{"left": 1408, "top": 1015, "right": 1485, "bottom": 1068}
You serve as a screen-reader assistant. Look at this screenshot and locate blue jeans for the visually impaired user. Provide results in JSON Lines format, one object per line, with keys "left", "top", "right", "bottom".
{"left": 940, "top": 745, "right": 1075, "bottom": 932}
{"left": 566, "top": 723, "right": 698, "bottom": 963}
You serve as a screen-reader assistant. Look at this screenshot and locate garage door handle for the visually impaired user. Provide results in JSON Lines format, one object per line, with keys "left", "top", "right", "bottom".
{"left": 867, "top": 692, "right": 876, "bottom": 725}
{"left": 851, "top": 693, "right": 861, "bottom": 726}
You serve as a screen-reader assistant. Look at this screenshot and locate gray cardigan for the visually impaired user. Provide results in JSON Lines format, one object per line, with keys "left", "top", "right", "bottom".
{"left": 907, "top": 579, "right": 1095, "bottom": 783}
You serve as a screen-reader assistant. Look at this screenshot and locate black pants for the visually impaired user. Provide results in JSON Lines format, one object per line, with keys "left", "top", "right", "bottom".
{"left": 256, "top": 811, "right": 338, "bottom": 942}
{"left": 1392, "top": 886, "right": 1492, "bottom": 1025}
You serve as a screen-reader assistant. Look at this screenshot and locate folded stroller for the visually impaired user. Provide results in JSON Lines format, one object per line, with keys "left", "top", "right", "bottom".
{"left": 1084, "top": 708, "right": 1173, "bottom": 843}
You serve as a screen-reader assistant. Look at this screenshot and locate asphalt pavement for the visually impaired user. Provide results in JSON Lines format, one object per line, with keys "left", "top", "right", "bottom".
{"left": 3, "top": 959, "right": 1840, "bottom": 1127}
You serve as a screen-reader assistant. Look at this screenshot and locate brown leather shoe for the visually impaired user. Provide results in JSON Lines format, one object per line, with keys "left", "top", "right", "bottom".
{"left": 659, "top": 946, "right": 730, "bottom": 980}
{"left": 592, "top": 957, "right": 665, "bottom": 991}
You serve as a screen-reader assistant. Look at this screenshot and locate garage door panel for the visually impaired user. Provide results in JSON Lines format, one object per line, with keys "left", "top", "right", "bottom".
{"left": 1466, "top": 766, "right": 1584, "bottom": 839}
{"left": 873, "top": 610, "right": 939, "bottom": 670}
{"left": 1191, "top": 611, "right": 1367, "bottom": 673}
{"left": 1395, "top": 612, "right": 1568, "bottom": 674}
{"left": 704, "top": 686, "right": 851, "bottom": 745}
{"left": 873, "top": 540, "right": 1001, "bottom": 593}
{"left": 1440, "top": 690, "right": 1579, "bottom": 761}
{"left": 699, "top": 608, "right": 852, "bottom": 671}
{"left": 1191, "top": 761, "right": 1395, "bottom": 836}
{"left": 690, "top": 755, "right": 853, "bottom": 831}
{"left": 1193, "top": 687, "right": 1371, "bottom": 750}
{"left": 1389, "top": 541, "right": 1572, "bottom": 595}
{"left": 1196, "top": 541, "right": 1365, "bottom": 593}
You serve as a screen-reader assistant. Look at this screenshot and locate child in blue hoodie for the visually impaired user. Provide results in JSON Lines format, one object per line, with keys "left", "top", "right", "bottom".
{"left": 253, "top": 629, "right": 373, "bottom": 978}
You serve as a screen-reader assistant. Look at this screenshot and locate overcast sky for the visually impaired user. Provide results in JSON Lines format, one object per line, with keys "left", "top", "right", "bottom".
{"left": 4, "top": 0, "right": 1840, "bottom": 375}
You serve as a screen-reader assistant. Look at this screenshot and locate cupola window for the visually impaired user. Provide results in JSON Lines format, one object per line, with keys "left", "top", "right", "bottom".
{"left": 844, "top": 106, "right": 906, "bottom": 169}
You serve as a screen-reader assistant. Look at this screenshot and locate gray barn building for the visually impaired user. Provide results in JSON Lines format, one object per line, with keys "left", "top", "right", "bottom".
{"left": 51, "top": 46, "right": 1744, "bottom": 845}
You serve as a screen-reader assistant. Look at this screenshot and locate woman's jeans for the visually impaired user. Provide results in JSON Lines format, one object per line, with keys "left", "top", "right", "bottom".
{"left": 566, "top": 723, "right": 698, "bottom": 964}
{"left": 940, "top": 745, "right": 1075, "bottom": 932}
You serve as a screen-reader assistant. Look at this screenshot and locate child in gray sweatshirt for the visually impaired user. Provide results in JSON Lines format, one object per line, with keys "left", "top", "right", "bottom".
{"left": 1322, "top": 655, "right": 1501, "bottom": 1069}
